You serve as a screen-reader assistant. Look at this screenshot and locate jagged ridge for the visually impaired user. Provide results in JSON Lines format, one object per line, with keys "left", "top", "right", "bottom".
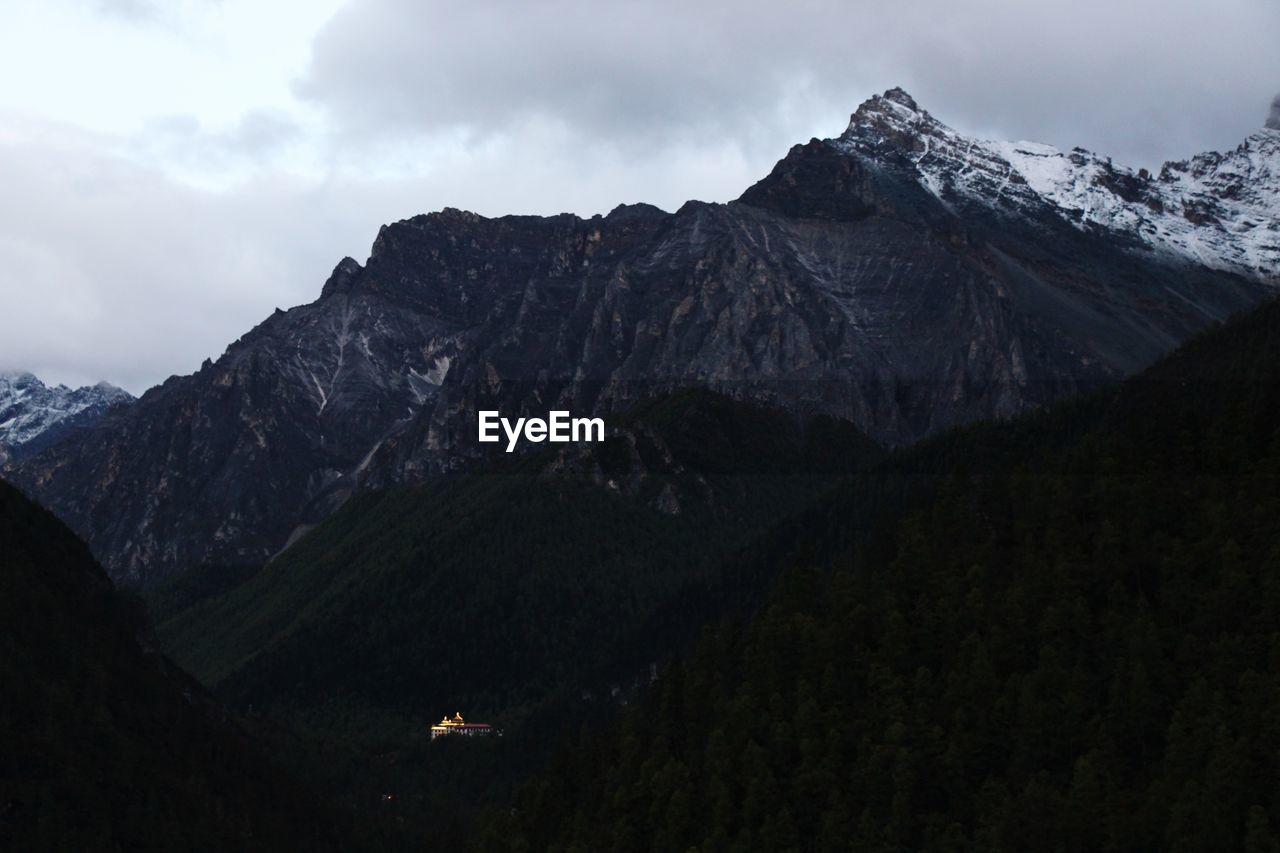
{"left": 834, "top": 87, "right": 1280, "bottom": 281}
{"left": 0, "top": 372, "right": 133, "bottom": 464}
{"left": 7, "top": 90, "right": 1275, "bottom": 582}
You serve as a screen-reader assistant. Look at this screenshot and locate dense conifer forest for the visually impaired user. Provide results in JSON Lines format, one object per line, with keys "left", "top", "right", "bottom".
{"left": 7, "top": 299, "right": 1279, "bottom": 851}
{"left": 141, "top": 394, "right": 880, "bottom": 839}
{"left": 495, "top": 299, "right": 1280, "bottom": 851}
{"left": 0, "top": 480, "right": 392, "bottom": 852}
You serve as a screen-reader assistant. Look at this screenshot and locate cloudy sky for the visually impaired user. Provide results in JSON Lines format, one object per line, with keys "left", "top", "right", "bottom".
{"left": 2, "top": 0, "right": 1278, "bottom": 394}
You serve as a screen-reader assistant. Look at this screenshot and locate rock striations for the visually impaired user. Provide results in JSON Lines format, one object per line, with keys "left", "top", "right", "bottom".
{"left": 7, "top": 90, "right": 1278, "bottom": 583}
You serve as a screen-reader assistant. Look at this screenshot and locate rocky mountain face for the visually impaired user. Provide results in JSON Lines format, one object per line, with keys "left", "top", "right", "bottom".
{"left": 0, "top": 372, "right": 133, "bottom": 464}
{"left": 7, "top": 90, "right": 1277, "bottom": 583}
{"left": 840, "top": 89, "right": 1280, "bottom": 282}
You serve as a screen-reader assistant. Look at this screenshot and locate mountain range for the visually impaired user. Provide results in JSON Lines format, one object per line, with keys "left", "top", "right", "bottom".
{"left": 6, "top": 88, "right": 1277, "bottom": 584}
{"left": 0, "top": 372, "right": 132, "bottom": 465}
{"left": 10, "top": 288, "right": 1280, "bottom": 851}
{"left": 5, "top": 87, "right": 1280, "bottom": 851}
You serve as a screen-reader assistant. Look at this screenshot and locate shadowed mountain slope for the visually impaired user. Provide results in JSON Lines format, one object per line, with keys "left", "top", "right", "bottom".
{"left": 0, "top": 478, "right": 382, "bottom": 852}
{"left": 9, "top": 90, "right": 1274, "bottom": 583}
{"left": 500, "top": 298, "right": 1280, "bottom": 851}
{"left": 148, "top": 392, "right": 882, "bottom": 744}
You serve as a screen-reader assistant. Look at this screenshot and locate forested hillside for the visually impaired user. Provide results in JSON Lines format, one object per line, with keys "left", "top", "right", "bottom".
{"left": 499, "top": 299, "right": 1280, "bottom": 852}
{"left": 0, "top": 480, "right": 382, "bottom": 852}
{"left": 139, "top": 394, "right": 879, "bottom": 840}
{"left": 151, "top": 394, "right": 879, "bottom": 740}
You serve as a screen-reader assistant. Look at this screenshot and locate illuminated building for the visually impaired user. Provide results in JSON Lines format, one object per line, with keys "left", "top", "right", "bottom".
{"left": 430, "top": 712, "right": 495, "bottom": 740}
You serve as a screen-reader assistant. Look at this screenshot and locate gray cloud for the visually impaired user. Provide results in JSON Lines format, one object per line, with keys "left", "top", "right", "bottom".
{"left": 4, "top": 0, "right": 1279, "bottom": 392}
{"left": 92, "top": 0, "right": 165, "bottom": 21}
{"left": 0, "top": 121, "right": 349, "bottom": 393}
{"left": 299, "top": 1, "right": 844, "bottom": 153}
{"left": 139, "top": 110, "right": 304, "bottom": 174}
{"left": 299, "top": 0, "right": 1280, "bottom": 170}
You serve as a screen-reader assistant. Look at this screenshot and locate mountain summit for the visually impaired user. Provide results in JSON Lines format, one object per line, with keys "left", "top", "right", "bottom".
{"left": 833, "top": 88, "right": 1280, "bottom": 282}
{"left": 8, "top": 90, "right": 1276, "bottom": 582}
{"left": 0, "top": 372, "right": 133, "bottom": 464}
{"left": 1268, "top": 93, "right": 1280, "bottom": 131}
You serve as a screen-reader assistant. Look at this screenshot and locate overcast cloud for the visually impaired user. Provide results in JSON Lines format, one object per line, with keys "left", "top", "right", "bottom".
{"left": 1, "top": 0, "right": 1278, "bottom": 393}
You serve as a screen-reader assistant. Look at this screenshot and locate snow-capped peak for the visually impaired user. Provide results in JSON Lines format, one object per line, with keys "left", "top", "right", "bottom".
{"left": 831, "top": 89, "right": 1280, "bottom": 283}
{"left": 0, "top": 371, "right": 134, "bottom": 463}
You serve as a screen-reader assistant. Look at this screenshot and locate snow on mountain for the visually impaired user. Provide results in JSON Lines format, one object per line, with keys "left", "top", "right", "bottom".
{"left": 0, "top": 372, "right": 134, "bottom": 463}
{"left": 11, "top": 90, "right": 1275, "bottom": 582}
{"left": 833, "top": 88, "right": 1280, "bottom": 282}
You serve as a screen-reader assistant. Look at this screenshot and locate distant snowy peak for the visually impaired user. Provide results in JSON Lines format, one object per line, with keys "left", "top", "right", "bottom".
{"left": 832, "top": 89, "right": 1280, "bottom": 282}
{"left": 0, "top": 372, "right": 133, "bottom": 463}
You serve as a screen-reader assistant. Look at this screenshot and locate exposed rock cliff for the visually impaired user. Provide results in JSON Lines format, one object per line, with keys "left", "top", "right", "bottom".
{"left": 8, "top": 90, "right": 1275, "bottom": 582}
